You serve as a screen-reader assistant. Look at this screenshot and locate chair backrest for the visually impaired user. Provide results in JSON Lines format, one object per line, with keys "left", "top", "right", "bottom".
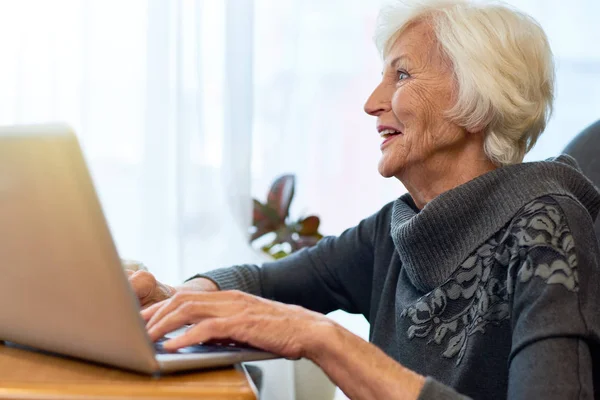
{"left": 562, "top": 120, "right": 600, "bottom": 239}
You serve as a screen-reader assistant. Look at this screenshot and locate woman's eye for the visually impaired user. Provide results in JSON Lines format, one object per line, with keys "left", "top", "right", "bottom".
{"left": 397, "top": 71, "right": 410, "bottom": 81}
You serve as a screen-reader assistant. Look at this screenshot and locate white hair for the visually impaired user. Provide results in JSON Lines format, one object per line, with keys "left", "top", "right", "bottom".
{"left": 375, "top": 0, "right": 555, "bottom": 166}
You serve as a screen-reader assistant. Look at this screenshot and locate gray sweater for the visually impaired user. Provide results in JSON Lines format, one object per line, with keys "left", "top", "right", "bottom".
{"left": 193, "top": 155, "right": 600, "bottom": 399}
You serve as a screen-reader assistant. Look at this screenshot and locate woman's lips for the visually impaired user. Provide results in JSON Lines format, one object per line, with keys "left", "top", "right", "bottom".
{"left": 380, "top": 133, "right": 401, "bottom": 149}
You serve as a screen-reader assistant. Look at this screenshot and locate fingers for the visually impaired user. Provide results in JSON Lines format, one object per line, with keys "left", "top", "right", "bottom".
{"left": 162, "top": 318, "right": 231, "bottom": 350}
{"left": 128, "top": 270, "right": 156, "bottom": 305}
{"left": 140, "top": 300, "right": 164, "bottom": 322}
{"left": 145, "top": 291, "right": 254, "bottom": 341}
{"left": 146, "top": 302, "right": 199, "bottom": 341}
{"left": 145, "top": 293, "right": 200, "bottom": 330}
{"left": 143, "top": 292, "right": 316, "bottom": 359}
{"left": 145, "top": 291, "right": 246, "bottom": 328}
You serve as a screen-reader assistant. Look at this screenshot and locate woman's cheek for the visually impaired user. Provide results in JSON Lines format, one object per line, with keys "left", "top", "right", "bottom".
{"left": 391, "top": 87, "right": 412, "bottom": 120}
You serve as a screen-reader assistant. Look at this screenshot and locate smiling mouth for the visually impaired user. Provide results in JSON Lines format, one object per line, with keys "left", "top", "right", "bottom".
{"left": 379, "top": 128, "right": 402, "bottom": 147}
{"left": 379, "top": 128, "right": 402, "bottom": 138}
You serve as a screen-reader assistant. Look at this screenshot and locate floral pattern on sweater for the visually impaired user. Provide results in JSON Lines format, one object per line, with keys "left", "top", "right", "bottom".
{"left": 401, "top": 196, "right": 578, "bottom": 365}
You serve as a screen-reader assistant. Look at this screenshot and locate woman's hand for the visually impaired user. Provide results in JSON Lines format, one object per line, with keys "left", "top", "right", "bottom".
{"left": 141, "top": 290, "right": 335, "bottom": 359}
{"left": 127, "top": 270, "right": 176, "bottom": 308}
{"left": 142, "top": 289, "right": 424, "bottom": 399}
{"left": 127, "top": 270, "right": 219, "bottom": 309}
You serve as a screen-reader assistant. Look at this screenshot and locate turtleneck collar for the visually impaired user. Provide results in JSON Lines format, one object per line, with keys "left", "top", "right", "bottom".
{"left": 390, "top": 155, "right": 600, "bottom": 293}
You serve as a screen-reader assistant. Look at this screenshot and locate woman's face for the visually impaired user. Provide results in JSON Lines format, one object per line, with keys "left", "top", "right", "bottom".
{"left": 364, "top": 21, "right": 466, "bottom": 179}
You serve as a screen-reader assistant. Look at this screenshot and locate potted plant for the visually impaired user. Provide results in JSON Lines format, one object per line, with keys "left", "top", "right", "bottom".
{"left": 250, "top": 174, "right": 323, "bottom": 258}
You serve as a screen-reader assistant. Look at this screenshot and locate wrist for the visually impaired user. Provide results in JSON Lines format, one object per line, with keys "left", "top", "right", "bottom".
{"left": 301, "top": 317, "right": 344, "bottom": 364}
{"left": 177, "top": 277, "right": 220, "bottom": 293}
{"left": 301, "top": 319, "right": 425, "bottom": 400}
{"left": 162, "top": 283, "right": 178, "bottom": 298}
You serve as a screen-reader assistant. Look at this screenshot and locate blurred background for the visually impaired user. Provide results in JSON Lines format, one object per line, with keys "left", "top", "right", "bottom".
{"left": 0, "top": 0, "right": 598, "bottom": 398}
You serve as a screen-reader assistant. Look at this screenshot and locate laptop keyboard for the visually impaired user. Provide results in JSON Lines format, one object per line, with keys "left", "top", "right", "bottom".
{"left": 154, "top": 337, "right": 258, "bottom": 355}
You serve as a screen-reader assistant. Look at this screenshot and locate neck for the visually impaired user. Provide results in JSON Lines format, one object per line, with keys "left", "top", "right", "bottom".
{"left": 398, "top": 145, "right": 498, "bottom": 209}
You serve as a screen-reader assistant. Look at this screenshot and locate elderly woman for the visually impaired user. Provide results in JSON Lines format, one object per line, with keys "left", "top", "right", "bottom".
{"left": 130, "top": 0, "right": 600, "bottom": 398}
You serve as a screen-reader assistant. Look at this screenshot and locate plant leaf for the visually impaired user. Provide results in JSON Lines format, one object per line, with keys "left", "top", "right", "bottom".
{"left": 267, "top": 175, "right": 295, "bottom": 220}
{"left": 252, "top": 199, "right": 269, "bottom": 223}
{"left": 251, "top": 199, "right": 285, "bottom": 242}
{"left": 253, "top": 199, "right": 282, "bottom": 226}
{"left": 297, "top": 215, "right": 320, "bottom": 235}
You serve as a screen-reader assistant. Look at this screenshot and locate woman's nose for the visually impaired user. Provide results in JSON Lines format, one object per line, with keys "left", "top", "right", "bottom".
{"left": 364, "top": 83, "right": 392, "bottom": 116}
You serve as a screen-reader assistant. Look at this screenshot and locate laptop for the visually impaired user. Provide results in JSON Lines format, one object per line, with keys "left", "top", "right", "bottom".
{"left": 0, "top": 123, "right": 279, "bottom": 374}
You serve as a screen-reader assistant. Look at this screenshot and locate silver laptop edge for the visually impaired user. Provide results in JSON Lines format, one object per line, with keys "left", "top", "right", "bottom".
{"left": 0, "top": 123, "right": 277, "bottom": 374}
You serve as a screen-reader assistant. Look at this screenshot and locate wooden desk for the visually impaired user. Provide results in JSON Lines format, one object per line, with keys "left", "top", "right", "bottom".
{"left": 0, "top": 342, "right": 257, "bottom": 400}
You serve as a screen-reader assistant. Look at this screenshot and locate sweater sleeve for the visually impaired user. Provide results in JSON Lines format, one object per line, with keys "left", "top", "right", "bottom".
{"left": 506, "top": 195, "right": 600, "bottom": 399}
{"left": 187, "top": 206, "right": 383, "bottom": 315}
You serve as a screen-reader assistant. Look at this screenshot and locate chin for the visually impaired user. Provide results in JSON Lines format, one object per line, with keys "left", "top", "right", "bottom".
{"left": 377, "top": 160, "right": 403, "bottom": 179}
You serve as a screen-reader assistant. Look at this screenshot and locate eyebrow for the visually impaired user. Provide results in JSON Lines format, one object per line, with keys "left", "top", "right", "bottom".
{"left": 381, "top": 54, "right": 412, "bottom": 75}
{"left": 388, "top": 54, "right": 412, "bottom": 69}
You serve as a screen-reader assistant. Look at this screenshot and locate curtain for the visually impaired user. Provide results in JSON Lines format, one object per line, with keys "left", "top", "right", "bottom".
{"left": 0, "top": 0, "right": 264, "bottom": 286}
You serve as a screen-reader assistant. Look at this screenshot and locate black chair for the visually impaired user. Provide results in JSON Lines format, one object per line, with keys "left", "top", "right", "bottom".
{"left": 562, "top": 120, "right": 600, "bottom": 238}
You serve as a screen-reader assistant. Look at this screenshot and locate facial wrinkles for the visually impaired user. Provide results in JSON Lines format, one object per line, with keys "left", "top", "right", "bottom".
{"left": 370, "top": 20, "right": 468, "bottom": 181}
{"left": 401, "top": 33, "right": 458, "bottom": 162}
{"left": 393, "top": 46, "right": 439, "bottom": 163}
